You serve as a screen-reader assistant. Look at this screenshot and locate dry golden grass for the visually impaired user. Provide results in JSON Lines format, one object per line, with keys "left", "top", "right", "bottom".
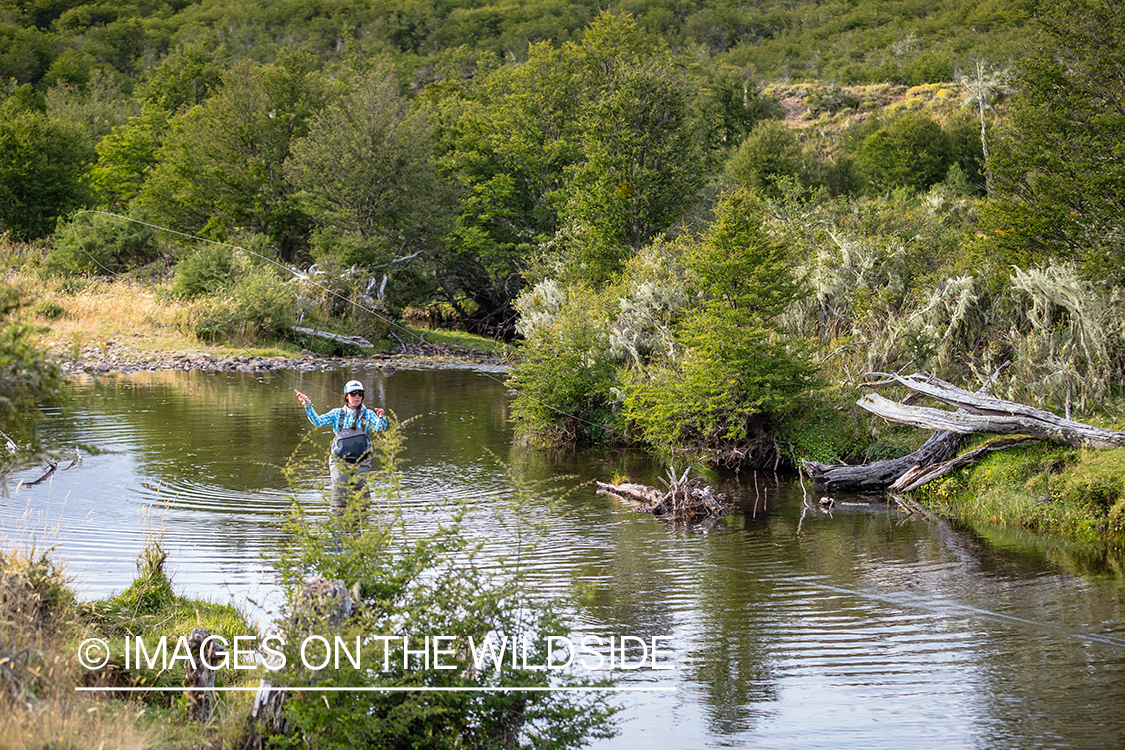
{"left": 0, "top": 544, "right": 256, "bottom": 750}
{"left": 3, "top": 271, "right": 198, "bottom": 356}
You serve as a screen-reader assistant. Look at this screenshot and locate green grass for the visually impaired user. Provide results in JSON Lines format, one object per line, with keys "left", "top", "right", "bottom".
{"left": 918, "top": 442, "right": 1125, "bottom": 545}
{"left": 79, "top": 542, "right": 258, "bottom": 695}
{"left": 405, "top": 325, "right": 508, "bottom": 354}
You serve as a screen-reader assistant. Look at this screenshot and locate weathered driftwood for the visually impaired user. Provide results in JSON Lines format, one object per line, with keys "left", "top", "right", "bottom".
{"left": 806, "top": 372, "right": 1125, "bottom": 494}
{"left": 185, "top": 627, "right": 226, "bottom": 722}
{"left": 803, "top": 428, "right": 965, "bottom": 492}
{"left": 597, "top": 467, "right": 729, "bottom": 520}
{"left": 292, "top": 326, "right": 373, "bottom": 350}
{"left": 860, "top": 372, "right": 1125, "bottom": 448}
{"left": 244, "top": 580, "right": 356, "bottom": 749}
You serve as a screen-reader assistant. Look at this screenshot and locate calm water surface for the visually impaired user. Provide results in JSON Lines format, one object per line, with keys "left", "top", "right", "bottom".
{"left": 4, "top": 366, "right": 1125, "bottom": 749}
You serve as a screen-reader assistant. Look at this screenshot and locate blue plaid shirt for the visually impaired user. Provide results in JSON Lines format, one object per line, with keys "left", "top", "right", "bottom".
{"left": 304, "top": 404, "right": 388, "bottom": 434}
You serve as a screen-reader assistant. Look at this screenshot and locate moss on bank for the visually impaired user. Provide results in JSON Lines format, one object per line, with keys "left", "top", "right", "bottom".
{"left": 917, "top": 442, "right": 1125, "bottom": 546}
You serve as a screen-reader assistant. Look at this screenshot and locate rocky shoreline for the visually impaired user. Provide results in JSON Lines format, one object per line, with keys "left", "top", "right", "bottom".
{"left": 52, "top": 337, "right": 509, "bottom": 377}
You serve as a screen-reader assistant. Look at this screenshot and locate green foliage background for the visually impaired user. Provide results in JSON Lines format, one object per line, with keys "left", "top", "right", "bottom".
{"left": 2, "top": 0, "right": 1124, "bottom": 472}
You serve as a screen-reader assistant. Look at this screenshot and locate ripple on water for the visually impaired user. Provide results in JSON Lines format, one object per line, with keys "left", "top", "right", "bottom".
{"left": 7, "top": 371, "right": 1125, "bottom": 750}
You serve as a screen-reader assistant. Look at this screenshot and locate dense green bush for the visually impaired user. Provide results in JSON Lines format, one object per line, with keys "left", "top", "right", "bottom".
{"left": 191, "top": 262, "right": 296, "bottom": 340}
{"left": 171, "top": 245, "right": 237, "bottom": 298}
{"left": 854, "top": 112, "right": 952, "bottom": 193}
{"left": 510, "top": 282, "right": 623, "bottom": 445}
{"left": 46, "top": 211, "right": 162, "bottom": 276}
{"left": 273, "top": 421, "right": 618, "bottom": 749}
{"left": 0, "top": 104, "right": 92, "bottom": 240}
{"left": 726, "top": 120, "right": 807, "bottom": 198}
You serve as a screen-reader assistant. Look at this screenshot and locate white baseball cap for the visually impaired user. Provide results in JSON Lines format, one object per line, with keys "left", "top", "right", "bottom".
{"left": 344, "top": 380, "right": 365, "bottom": 395}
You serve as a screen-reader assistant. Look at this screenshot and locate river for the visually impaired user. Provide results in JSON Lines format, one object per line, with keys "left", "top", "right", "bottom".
{"left": 4, "top": 365, "right": 1125, "bottom": 749}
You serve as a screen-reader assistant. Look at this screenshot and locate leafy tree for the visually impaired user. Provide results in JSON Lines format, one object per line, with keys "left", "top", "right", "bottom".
{"left": 726, "top": 119, "right": 806, "bottom": 199}
{"left": 134, "top": 41, "right": 228, "bottom": 113}
{"left": 88, "top": 101, "right": 170, "bottom": 207}
{"left": 434, "top": 41, "right": 585, "bottom": 331}
{"left": 978, "top": 0, "right": 1125, "bottom": 281}
{"left": 560, "top": 61, "right": 708, "bottom": 281}
{"left": 697, "top": 63, "right": 782, "bottom": 148}
{"left": 623, "top": 189, "right": 816, "bottom": 460}
{"left": 433, "top": 13, "right": 664, "bottom": 331}
{"left": 44, "top": 69, "right": 130, "bottom": 142}
{"left": 286, "top": 66, "right": 455, "bottom": 269}
{"left": 0, "top": 101, "right": 91, "bottom": 239}
{"left": 0, "top": 285, "right": 63, "bottom": 466}
{"left": 136, "top": 50, "right": 328, "bottom": 260}
{"left": 854, "top": 112, "right": 952, "bottom": 193}
{"left": 0, "top": 22, "right": 54, "bottom": 84}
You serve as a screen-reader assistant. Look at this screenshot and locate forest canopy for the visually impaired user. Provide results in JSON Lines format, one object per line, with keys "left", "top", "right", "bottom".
{"left": 2, "top": 0, "right": 1122, "bottom": 467}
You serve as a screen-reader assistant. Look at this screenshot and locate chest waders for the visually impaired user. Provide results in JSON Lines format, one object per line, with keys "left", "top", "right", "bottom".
{"left": 330, "top": 408, "right": 372, "bottom": 504}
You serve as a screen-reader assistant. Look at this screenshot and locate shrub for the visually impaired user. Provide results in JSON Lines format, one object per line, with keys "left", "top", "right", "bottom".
{"left": 171, "top": 245, "right": 237, "bottom": 298}
{"left": 804, "top": 84, "right": 861, "bottom": 115}
{"left": 726, "top": 120, "right": 807, "bottom": 198}
{"left": 32, "top": 299, "right": 66, "bottom": 320}
{"left": 272, "top": 420, "right": 618, "bottom": 749}
{"left": 510, "top": 282, "right": 622, "bottom": 445}
{"left": 854, "top": 111, "right": 952, "bottom": 193}
{"left": 47, "top": 211, "right": 161, "bottom": 276}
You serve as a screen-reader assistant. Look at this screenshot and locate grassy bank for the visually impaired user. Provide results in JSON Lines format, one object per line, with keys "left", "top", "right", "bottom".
{"left": 917, "top": 441, "right": 1125, "bottom": 548}
{"left": 2, "top": 269, "right": 505, "bottom": 363}
{"left": 0, "top": 542, "right": 258, "bottom": 749}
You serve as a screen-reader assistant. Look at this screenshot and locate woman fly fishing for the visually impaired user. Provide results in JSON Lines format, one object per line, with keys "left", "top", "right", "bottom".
{"left": 295, "top": 380, "right": 387, "bottom": 503}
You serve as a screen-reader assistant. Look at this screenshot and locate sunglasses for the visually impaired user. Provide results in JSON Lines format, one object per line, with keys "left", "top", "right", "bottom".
{"left": 348, "top": 391, "right": 365, "bottom": 397}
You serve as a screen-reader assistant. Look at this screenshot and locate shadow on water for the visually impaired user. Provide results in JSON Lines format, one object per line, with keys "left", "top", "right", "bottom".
{"left": 3, "top": 366, "right": 1125, "bottom": 749}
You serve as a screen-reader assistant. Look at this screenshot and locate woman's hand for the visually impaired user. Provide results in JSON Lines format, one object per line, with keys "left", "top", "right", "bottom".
{"left": 295, "top": 390, "right": 311, "bottom": 407}
{"left": 373, "top": 408, "right": 384, "bottom": 418}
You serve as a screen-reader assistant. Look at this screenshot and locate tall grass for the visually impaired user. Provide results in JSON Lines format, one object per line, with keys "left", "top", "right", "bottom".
{"left": 0, "top": 539, "right": 258, "bottom": 750}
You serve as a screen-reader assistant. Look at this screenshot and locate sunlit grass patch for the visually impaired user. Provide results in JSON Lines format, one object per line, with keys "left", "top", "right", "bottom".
{"left": 919, "top": 442, "right": 1125, "bottom": 544}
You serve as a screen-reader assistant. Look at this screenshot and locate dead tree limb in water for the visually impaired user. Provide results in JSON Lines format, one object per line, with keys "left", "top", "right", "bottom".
{"left": 858, "top": 372, "right": 1125, "bottom": 448}
{"left": 596, "top": 466, "right": 728, "bottom": 520}
{"left": 804, "top": 372, "right": 1125, "bottom": 493}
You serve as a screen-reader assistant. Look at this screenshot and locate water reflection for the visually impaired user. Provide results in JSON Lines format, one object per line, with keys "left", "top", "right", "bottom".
{"left": 3, "top": 366, "right": 1124, "bottom": 749}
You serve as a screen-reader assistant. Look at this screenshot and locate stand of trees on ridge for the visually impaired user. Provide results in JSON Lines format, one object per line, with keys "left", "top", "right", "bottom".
{"left": 1, "top": 0, "right": 1123, "bottom": 467}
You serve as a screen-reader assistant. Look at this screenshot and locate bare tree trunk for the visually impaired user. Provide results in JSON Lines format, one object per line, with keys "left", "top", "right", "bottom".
{"left": 859, "top": 372, "right": 1125, "bottom": 448}
{"left": 804, "top": 372, "right": 1125, "bottom": 493}
{"left": 185, "top": 628, "right": 226, "bottom": 723}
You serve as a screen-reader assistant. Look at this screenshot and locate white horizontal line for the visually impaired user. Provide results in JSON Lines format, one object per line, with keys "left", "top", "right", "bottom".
{"left": 76, "top": 685, "right": 675, "bottom": 693}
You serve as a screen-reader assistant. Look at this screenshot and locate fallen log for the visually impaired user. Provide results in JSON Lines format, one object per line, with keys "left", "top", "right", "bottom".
{"left": 596, "top": 467, "right": 729, "bottom": 520}
{"left": 860, "top": 372, "right": 1125, "bottom": 449}
{"left": 292, "top": 326, "right": 374, "bottom": 350}
{"left": 803, "top": 428, "right": 964, "bottom": 492}
{"left": 805, "top": 372, "right": 1125, "bottom": 493}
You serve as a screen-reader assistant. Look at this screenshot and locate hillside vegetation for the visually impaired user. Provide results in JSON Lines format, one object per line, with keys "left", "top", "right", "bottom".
{"left": 2, "top": 0, "right": 1123, "bottom": 485}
